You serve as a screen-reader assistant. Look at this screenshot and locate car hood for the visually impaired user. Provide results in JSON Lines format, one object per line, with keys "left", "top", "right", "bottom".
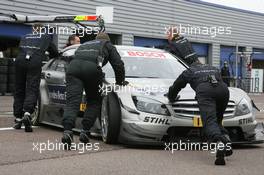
{"left": 107, "top": 78, "right": 247, "bottom": 104}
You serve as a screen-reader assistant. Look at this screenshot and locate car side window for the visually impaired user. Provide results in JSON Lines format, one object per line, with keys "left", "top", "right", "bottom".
{"left": 47, "top": 60, "right": 58, "bottom": 71}
{"left": 56, "top": 60, "right": 66, "bottom": 72}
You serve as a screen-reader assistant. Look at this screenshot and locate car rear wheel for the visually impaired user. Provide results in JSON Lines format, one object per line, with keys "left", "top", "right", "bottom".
{"left": 31, "top": 96, "right": 41, "bottom": 126}
{"left": 101, "top": 92, "right": 121, "bottom": 144}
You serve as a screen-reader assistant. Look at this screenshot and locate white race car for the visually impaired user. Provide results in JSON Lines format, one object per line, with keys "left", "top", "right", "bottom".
{"left": 34, "top": 44, "right": 264, "bottom": 145}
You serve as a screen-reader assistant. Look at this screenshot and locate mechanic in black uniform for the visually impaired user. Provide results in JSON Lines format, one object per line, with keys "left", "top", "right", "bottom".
{"left": 167, "top": 57, "right": 233, "bottom": 165}
{"left": 166, "top": 26, "right": 198, "bottom": 66}
{"left": 61, "top": 33, "right": 126, "bottom": 146}
{"left": 13, "top": 24, "right": 59, "bottom": 132}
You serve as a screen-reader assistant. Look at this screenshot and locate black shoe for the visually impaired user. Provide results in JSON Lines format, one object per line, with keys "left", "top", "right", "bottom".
{"left": 79, "top": 130, "right": 90, "bottom": 144}
{"left": 22, "top": 113, "right": 32, "bottom": 132}
{"left": 62, "top": 130, "right": 73, "bottom": 150}
{"left": 215, "top": 142, "right": 226, "bottom": 165}
{"left": 13, "top": 118, "right": 22, "bottom": 129}
{"left": 215, "top": 150, "right": 226, "bottom": 165}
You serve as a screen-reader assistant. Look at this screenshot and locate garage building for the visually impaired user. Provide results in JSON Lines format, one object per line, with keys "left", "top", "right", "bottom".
{"left": 0, "top": 0, "right": 263, "bottom": 92}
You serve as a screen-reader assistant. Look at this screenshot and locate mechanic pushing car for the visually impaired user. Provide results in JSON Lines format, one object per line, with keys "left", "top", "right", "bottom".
{"left": 167, "top": 57, "right": 233, "bottom": 166}
{"left": 166, "top": 26, "right": 198, "bottom": 66}
{"left": 13, "top": 24, "right": 59, "bottom": 132}
{"left": 61, "top": 32, "right": 127, "bottom": 147}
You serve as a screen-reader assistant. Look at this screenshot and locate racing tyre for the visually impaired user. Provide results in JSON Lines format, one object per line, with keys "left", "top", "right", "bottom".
{"left": 8, "top": 66, "right": 16, "bottom": 75}
{"left": 101, "top": 92, "right": 121, "bottom": 144}
{"left": 0, "top": 58, "right": 8, "bottom": 66}
{"left": 31, "top": 96, "right": 41, "bottom": 126}
{"left": 7, "top": 83, "right": 15, "bottom": 93}
{"left": 8, "top": 74, "right": 15, "bottom": 84}
{"left": 0, "top": 84, "right": 7, "bottom": 96}
{"left": 0, "top": 66, "right": 8, "bottom": 74}
{"left": 0, "top": 74, "right": 7, "bottom": 83}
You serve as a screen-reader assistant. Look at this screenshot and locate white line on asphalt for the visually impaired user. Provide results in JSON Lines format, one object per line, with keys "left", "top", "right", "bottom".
{"left": 0, "top": 112, "right": 13, "bottom": 115}
{"left": 0, "top": 126, "right": 39, "bottom": 131}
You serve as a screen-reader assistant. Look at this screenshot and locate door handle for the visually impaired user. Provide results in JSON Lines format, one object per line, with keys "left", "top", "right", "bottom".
{"left": 45, "top": 73, "right": 51, "bottom": 79}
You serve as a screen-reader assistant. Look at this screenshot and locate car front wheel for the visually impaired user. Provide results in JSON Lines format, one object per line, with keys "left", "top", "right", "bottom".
{"left": 101, "top": 92, "right": 121, "bottom": 144}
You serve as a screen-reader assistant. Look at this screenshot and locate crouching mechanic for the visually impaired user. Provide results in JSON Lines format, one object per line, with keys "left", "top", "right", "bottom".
{"left": 62, "top": 33, "right": 127, "bottom": 146}
{"left": 167, "top": 58, "right": 233, "bottom": 165}
{"left": 13, "top": 24, "right": 59, "bottom": 132}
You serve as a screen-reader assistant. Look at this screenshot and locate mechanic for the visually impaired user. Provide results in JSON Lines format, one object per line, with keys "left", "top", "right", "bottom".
{"left": 61, "top": 32, "right": 127, "bottom": 147}
{"left": 167, "top": 57, "right": 233, "bottom": 165}
{"left": 166, "top": 26, "right": 198, "bottom": 66}
{"left": 13, "top": 24, "right": 59, "bottom": 132}
{"left": 64, "top": 34, "right": 80, "bottom": 48}
{"left": 221, "top": 61, "right": 231, "bottom": 86}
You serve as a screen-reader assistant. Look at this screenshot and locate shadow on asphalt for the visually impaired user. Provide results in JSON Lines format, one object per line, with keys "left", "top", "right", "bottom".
{"left": 38, "top": 124, "right": 264, "bottom": 150}
{"left": 232, "top": 144, "right": 263, "bottom": 150}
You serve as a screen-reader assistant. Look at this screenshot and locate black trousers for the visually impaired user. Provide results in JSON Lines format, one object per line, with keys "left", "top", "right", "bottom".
{"left": 223, "top": 78, "right": 230, "bottom": 87}
{"left": 196, "top": 82, "right": 230, "bottom": 142}
{"left": 13, "top": 59, "right": 41, "bottom": 118}
{"left": 62, "top": 60, "right": 103, "bottom": 131}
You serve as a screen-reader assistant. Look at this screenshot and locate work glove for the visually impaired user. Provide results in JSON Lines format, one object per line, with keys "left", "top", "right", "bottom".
{"left": 116, "top": 80, "right": 129, "bottom": 86}
{"left": 164, "top": 93, "right": 180, "bottom": 103}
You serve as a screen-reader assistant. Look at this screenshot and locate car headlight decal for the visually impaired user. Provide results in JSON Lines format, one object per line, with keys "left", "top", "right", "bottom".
{"left": 119, "top": 97, "right": 140, "bottom": 115}
{"left": 235, "top": 98, "right": 251, "bottom": 116}
{"left": 132, "top": 96, "right": 170, "bottom": 116}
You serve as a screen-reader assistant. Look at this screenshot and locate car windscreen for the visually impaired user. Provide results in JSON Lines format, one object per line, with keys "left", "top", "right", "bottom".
{"left": 103, "top": 50, "right": 187, "bottom": 79}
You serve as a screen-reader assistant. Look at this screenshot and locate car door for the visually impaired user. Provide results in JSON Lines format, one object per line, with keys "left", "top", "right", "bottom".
{"left": 41, "top": 59, "right": 67, "bottom": 125}
{"left": 44, "top": 59, "right": 67, "bottom": 104}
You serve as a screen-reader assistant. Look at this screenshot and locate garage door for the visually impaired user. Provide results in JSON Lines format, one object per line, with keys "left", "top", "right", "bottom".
{"left": 0, "top": 23, "right": 32, "bottom": 38}
{"left": 253, "top": 48, "right": 264, "bottom": 61}
{"left": 134, "top": 36, "right": 168, "bottom": 48}
{"left": 220, "top": 46, "right": 244, "bottom": 77}
{"left": 191, "top": 42, "right": 208, "bottom": 64}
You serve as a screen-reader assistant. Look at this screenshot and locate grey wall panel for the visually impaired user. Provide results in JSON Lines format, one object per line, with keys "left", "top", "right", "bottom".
{"left": 122, "top": 33, "right": 134, "bottom": 46}
{"left": 211, "top": 43, "right": 221, "bottom": 67}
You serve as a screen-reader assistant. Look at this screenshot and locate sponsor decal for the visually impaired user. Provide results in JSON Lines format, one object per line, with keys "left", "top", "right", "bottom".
{"left": 48, "top": 85, "right": 66, "bottom": 104}
{"left": 193, "top": 116, "right": 203, "bottom": 127}
{"left": 122, "top": 51, "right": 172, "bottom": 59}
{"left": 143, "top": 116, "right": 170, "bottom": 125}
{"left": 74, "top": 15, "right": 97, "bottom": 21}
{"left": 239, "top": 117, "right": 253, "bottom": 125}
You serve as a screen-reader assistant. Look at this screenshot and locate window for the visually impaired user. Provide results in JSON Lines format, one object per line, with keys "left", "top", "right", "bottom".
{"left": 56, "top": 60, "right": 66, "bottom": 72}
{"left": 47, "top": 60, "right": 58, "bottom": 70}
{"left": 46, "top": 59, "right": 67, "bottom": 72}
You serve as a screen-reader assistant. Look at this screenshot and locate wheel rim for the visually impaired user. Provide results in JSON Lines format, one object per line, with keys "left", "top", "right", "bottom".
{"left": 31, "top": 99, "right": 39, "bottom": 125}
{"left": 101, "top": 97, "right": 109, "bottom": 142}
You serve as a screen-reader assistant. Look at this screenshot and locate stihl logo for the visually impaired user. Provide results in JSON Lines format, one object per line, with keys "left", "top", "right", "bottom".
{"left": 143, "top": 116, "right": 170, "bottom": 125}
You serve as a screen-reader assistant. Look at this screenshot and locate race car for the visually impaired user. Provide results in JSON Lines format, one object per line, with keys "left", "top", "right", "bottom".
{"left": 31, "top": 44, "right": 264, "bottom": 145}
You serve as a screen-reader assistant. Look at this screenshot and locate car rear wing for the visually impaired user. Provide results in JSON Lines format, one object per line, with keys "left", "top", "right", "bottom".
{"left": 0, "top": 13, "right": 98, "bottom": 23}
{"left": 0, "top": 7, "right": 113, "bottom": 24}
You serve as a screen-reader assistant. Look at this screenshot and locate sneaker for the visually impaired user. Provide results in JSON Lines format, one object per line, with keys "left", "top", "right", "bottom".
{"left": 13, "top": 118, "right": 22, "bottom": 129}
{"left": 62, "top": 130, "right": 73, "bottom": 150}
{"left": 215, "top": 141, "right": 226, "bottom": 165}
{"left": 22, "top": 112, "right": 32, "bottom": 132}
{"left": 79, "top": 130, "right": 90, "bottom": 144}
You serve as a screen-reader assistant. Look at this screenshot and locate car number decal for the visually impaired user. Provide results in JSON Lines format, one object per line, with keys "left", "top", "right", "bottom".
{"left": 193, "top": 116, "right": 203, "bottom": 127}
